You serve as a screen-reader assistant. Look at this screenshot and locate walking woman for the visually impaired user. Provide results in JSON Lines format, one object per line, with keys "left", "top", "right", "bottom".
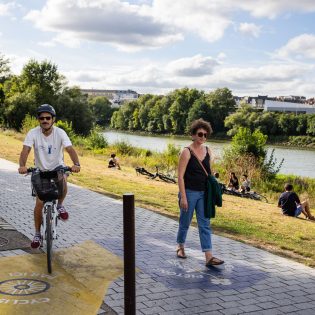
{"left": 176, "top": 118, "right": 224, "bottom": 266}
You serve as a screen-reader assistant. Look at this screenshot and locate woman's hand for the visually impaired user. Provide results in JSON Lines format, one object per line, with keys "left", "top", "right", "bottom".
{"left": 180, "top": 196, "right": 189, "bottom": 211}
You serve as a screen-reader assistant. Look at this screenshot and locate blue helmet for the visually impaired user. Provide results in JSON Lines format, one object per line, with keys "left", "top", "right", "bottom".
{"left": 37, "top": 104, "right": 56, "bottom": 117}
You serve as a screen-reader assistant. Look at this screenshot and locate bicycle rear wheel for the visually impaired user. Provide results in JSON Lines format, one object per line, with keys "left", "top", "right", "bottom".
{"left": 45, "top": 205, "right": 53, "bottom": 274}
{"left": 257, "top": 194, "right": 268, "bottom": 203}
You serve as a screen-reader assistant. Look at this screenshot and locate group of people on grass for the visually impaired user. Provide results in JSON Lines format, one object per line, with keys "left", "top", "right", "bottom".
{"left": 18, "top": 105, "right": 314, "bottom": 265}
{"left": 214, "top": 172, "right": 251, "bottom": 194}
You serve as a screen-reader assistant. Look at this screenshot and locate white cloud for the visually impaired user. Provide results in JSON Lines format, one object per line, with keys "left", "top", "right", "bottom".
{"left": 167, "top": 55, "right": 219, "bottom": 77}
{"left": 22, "top": 0, "right": 315, "bottom": 51}
{"left": 151, "top": 0, "right": 232, "bottom": 42}
{"left": 234, "top": 0, "right": 315, "bottom": 18}
{"left": 239, "top": 23, "right": 261, "bottom": 38}
{"left": 276, "top": 34, "right": 315, "bottom": 59}
{"left": 25, "top": 0, "right": 183, "bottom": 51}
{"left": 0, "top": 2, "right": 17, "bottom": 16}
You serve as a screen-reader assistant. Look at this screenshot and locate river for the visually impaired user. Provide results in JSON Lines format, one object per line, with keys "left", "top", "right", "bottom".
{"left": 103, "top": 131, "right": 314, "bottom": 178}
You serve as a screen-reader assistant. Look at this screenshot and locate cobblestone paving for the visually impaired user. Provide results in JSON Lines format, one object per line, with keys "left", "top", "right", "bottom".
{"left": 1, "top": 158, "right": 315, "bottom": 314}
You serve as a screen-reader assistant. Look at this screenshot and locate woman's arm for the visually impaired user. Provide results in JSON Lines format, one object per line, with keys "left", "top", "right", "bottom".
{"left": 178, "top": 148, "right": 190, "bottom": 211}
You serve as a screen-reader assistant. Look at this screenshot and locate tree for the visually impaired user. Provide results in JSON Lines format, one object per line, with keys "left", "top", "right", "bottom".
{"left": 88, "top": 96, "right": 114, "bottom": 126}
{"left": 55, "top": 87, "right": 93, "bottom": 136}
{"left": 278, "top": 114, "right": 298, "bottom": 136}
{"left": 169, "top": 88, "right": 203, "bottom": 134}
{"left": 3, "top": 90, "right": 37, "bottom": 130}
{"left": 1, "top": 59, "right": 66, "bottom": 130}
{"left": 19, "top": 59, "right": 64, "bottom": 104}
{"left": 231, "top": 127, "right": 267, "bottom": 160}
{"left": 224, "top": 105, "right": 256, "bottom": 136}
{"left": 253, "top": 111, "right": 279, "bottom": 136}
{"left": 206, "top": 88, "right": 236, "bottom": 133}
{"left": 306, "top": 114, "right": 315, "bottom": 136}
{"left": 0, "top": 53, "right": 10, "bottom": 83}
{"left": 186, "top": 97, "right": 209, "bottom": 132}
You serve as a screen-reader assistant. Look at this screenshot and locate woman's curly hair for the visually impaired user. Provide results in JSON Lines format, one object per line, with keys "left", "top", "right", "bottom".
{"left": 189, "top": 118, "right": 213, "bottom": 135}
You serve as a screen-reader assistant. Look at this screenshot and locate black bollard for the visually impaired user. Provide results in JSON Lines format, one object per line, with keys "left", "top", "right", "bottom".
{"left": 123, "top": 193, "right": 136, "bottom": 315}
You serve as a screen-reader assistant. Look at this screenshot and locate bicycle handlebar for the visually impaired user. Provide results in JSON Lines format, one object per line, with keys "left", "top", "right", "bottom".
{"left": 27, "top": 166, "right": 72, "bottom": 173}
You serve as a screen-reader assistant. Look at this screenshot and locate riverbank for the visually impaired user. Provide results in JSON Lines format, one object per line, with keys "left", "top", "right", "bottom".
{"left": 107, "top": 128, "right": 315, "bottom": 150}
{"left": 1, "top": 131, "right": 314, "bottom": 267}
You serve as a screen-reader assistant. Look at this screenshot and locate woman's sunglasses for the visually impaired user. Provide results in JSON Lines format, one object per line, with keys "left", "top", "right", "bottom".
{"left": 197, "top": 132, "right": 207, "bottom": 138}
{"left": 39, "top": 116, "right": 52, "bottom": 121}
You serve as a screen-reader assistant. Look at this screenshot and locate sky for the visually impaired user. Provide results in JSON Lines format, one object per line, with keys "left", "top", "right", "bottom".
{"left": 1, "top": 0, "right": 315, "bottom": 97}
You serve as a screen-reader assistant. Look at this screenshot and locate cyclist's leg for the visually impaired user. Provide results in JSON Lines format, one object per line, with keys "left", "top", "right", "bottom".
{"left": 31, "top": 197, "right": 43, "bottom": 248}
{"left": 57, "top": 175, "right": 67, "bottom": 206}
{"left": 34, "top": 197, "right": 44, "bottom": 233}
{"left": 57, "top": 175, "right": 69, "bottom": 220}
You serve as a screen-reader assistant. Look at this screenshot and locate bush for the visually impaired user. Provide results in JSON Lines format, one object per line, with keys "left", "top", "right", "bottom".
{"left": 161, "top": 143, "right": 180, "bottom": 173}
{"left": 112, "top": 140, "right": 138, "bottom": 156}
{"left": 220, "top": 128, "right": 283, "bottom": 186}
{"left": 55, "top": 120, "right": 76, "bottom": 142}
{"left": 21, "top": 114, "right": 38, "bottom": 134}
{"left": 85, "top": 127, "right": 108, "bottom": 150}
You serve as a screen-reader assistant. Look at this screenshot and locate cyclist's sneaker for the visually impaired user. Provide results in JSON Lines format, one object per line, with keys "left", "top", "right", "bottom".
{"left": 31, "top": 234, "right": 42, "bottom": 249}
{"left": 57, "top": 205, "right": 69, "bottom": 221}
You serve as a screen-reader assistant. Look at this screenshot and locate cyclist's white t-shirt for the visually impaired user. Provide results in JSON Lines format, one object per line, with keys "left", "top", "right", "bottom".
{"left": 24, "top": 126, "right": 72, "bottom": 171}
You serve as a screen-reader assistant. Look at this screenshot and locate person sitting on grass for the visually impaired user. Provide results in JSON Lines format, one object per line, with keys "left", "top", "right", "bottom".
{"left": 239, "top": 174, "right": 251, "bottom": 194}
{"left": 108, "top": 153, "right": 121, "bottom": 170}
{"left": 214, "top": 172, "right": 226, "bottom": 192}
{"left": 278, "top": 183, "right": 315, "bottom": 220}
{"left": 227, "top": 172, "right": 239, "bottom": 191}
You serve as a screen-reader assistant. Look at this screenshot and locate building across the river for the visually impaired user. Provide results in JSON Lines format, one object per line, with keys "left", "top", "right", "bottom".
{"left": 234, "top": 95, "right": 315, "bottom": 114}
{"left": 81, "top": 89, "right": 139, "bottom": 107}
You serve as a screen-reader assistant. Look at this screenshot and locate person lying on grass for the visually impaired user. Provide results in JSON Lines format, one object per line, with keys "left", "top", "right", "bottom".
{"left": 278, "top": 183, "right": 315, "bottom": 220}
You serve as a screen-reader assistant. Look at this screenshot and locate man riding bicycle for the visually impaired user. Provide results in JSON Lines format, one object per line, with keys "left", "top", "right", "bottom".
{"left": 18, "top": 104, "right": 81, "bottom": 248}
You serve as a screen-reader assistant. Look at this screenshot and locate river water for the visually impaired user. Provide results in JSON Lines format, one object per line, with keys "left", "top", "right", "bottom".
{"left": 103, "top": 131, "right": 314, "bottom": 178}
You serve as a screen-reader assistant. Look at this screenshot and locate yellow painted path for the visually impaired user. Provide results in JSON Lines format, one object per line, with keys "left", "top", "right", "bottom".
{"left": 0, "top": 241, "right": 123, "bottom": 315}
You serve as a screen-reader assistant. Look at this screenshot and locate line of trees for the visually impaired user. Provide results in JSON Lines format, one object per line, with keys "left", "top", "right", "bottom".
{"left": 225, "top": 104, "right": 315, "bottom": 137}
{"left": 0, "top": 54, "right": 114, "bottom": 135}
{"left": 2, "top": 52, "right": 315, "bottom": 140}
{"left": 111, "top": 87, "right": 236, "bottom": 135}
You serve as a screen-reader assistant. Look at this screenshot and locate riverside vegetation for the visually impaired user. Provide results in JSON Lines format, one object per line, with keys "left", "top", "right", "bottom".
{"left": 1, "top": 117, "right": 315, "bottom": 267}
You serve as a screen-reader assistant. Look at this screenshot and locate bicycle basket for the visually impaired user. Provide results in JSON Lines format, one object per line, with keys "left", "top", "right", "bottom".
{"left": 31, "top": 170, "right": 64, "bottom": 201}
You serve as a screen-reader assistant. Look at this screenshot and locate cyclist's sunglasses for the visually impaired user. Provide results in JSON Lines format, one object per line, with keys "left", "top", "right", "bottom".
{"left": 39, "top": 116, "right": 52, "bottom": 121}
{"left": 197, "top": 132, "right": 207, "bottom": 138}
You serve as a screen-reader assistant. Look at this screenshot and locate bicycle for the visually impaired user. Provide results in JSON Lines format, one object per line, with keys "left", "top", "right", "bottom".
{"left": 135, "top": 166, "right": 176, "bottom": 184}
{"left": 221, "top": 184, "right": 268, "bottom": 203}
{"left": 27, "top": 166, "right": 71, "bottom": 273}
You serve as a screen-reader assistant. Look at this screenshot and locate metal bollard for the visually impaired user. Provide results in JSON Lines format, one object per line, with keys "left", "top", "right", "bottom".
{"left": 123, "top": 193, "right": 136, "bottom": 315}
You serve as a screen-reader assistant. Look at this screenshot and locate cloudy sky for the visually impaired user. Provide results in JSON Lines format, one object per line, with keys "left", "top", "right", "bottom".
{"left": 1, "top": 0, "right": 315, "bottom": 97}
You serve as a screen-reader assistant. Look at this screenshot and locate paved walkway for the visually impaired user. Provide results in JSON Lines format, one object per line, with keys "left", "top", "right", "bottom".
{"left": 1, "top": 158, "right": 315, "bottom": 314}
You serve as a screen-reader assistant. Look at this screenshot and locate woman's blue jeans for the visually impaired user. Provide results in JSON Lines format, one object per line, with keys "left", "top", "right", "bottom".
{"left": 177, "top": 189, "right": 212, "bottom": 252}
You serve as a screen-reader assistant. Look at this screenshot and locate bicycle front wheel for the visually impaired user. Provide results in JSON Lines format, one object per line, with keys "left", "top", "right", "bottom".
{"left": 45, "top": 205, "right": 53, "bottom": 274}
{"left": 159, "top": 174, "right": 176, "bottom": 184}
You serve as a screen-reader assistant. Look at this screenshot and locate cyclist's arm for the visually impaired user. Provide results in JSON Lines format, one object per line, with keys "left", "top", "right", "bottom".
{"left": 65, "top": 146, "right": 81, "bottom": 172}
{"left": 18, "top": 145, "right": 31, "bottom": 174}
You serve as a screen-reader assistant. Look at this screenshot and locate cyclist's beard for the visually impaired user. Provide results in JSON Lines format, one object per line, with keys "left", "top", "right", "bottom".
{"left": 41, "top": 121, "right": 54, "bottom": 134}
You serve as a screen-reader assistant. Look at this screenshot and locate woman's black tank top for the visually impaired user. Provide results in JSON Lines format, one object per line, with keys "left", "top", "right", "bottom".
{"left": 184, "top": 147, "right": 211, "bottom": 191}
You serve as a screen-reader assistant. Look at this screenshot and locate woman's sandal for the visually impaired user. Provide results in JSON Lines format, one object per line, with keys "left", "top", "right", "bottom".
{"left": 176, "top": 248, "right": 187, "bottom": 259}
{"left": 206, "top": 257, "right": 224, "bottom": 266}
